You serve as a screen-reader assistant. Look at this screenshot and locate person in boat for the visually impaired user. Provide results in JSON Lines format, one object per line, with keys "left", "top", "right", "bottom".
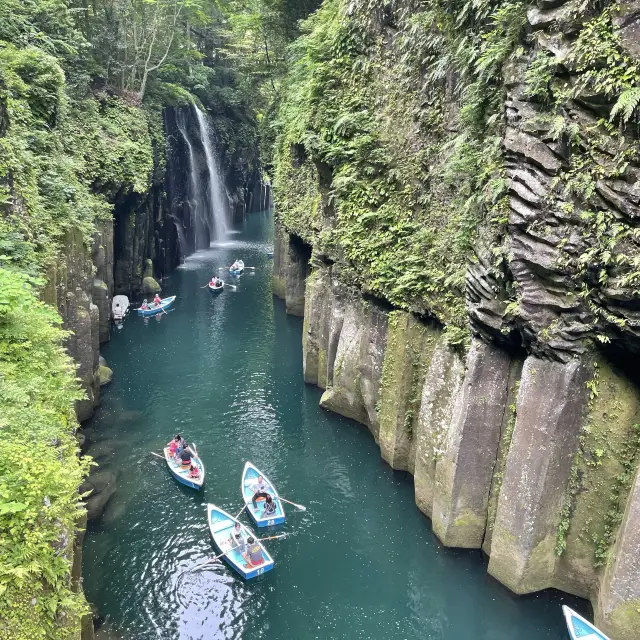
{"left": 210, "top": 277, "right": 217, "bottom": 287}
{"left": 231, "top": 260, "right": 241, "bottom": 271}
{"left": 172, "top": 434, "right": 184, "bottom": 458}
{"left": 228, "top": 522, "right": 245, "bottom": 551}
{"left": 262, "top": 494, "right": 277, "bottom": 518}
{"left": 168, "top": 436, "right": 179, "bottom": 457}
{"left": 153, "top": 293, "right": 162, "bottom": 307}
{"left": 180, "top": 445, "right": 192, "bottom": 468}
{"left": 140, "top": 299, "right": 149, "bottom": 310}
{"left": 242, "top": 536, "right": 264, "bottom": 567}
{"left": 250, "top": 475, "right": 271, "bottom": 510}
{"left": 188, "top": 464, "right": 200, "bottom": 479}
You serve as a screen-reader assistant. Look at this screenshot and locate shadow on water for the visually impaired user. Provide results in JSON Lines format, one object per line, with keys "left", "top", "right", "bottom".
{"left": 82, "top": 211, "right": 589, "bottom": 639}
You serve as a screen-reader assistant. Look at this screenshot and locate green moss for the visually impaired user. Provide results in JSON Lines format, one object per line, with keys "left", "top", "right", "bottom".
{"left": 555, "top": 359, "right": 640, "bottom": 575}
{"left": 0, "top": 269, "right": 92, "bottom": 639}
{"left": 378, "top": 311, "right": 437, "bottom": 471}
{"left": 484, "top": 377, "right": 521, "bottom": 551}
{"left": 317, "top": 347, "right": 328, "bottom": 389}
{"left": 602, "top": 600, "right": 640, "bottom": 640}
{"left": 273, "top": 0, "right": 525, "bottom": 332}
{"left": 272, "top": 275, "right": 286, "bottom": 299}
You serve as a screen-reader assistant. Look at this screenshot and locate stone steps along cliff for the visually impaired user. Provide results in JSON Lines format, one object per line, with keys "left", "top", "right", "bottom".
{"left": 274, "top": 225, "right": 640, "bottom": 640}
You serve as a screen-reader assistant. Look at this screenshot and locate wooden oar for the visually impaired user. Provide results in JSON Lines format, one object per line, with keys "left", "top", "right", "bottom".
{"left": 277, "top": 497, "right": 306, "bottom": 511}
{"left": 234, "top": 504, "right": 247, "bottom": 519}
{"left": 150, "top": 451, "right": 164, "bottom": 460}
{"left": 258, "top": 534, "right": 287, "bottom": 542}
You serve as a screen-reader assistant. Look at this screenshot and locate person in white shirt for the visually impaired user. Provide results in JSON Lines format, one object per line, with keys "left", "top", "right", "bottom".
{"left": 228, "top": 522, "right": 245, "bottom": 553}
{"left": 250, "top": 475, "right": 271, "bottom": 510}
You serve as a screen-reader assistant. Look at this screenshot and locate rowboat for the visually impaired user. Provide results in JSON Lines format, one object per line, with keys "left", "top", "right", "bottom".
{"left": 112, "top": 295, "right": 129, "bottom": 321}
{"left": 163, "top": 443, "right": 205, "bottom": 490}
{"left": 207, "top": 503, "right": 274, "bottom": 579}
{"left": 241, "top": 461, "right": 285, "bottom": 527}
{"left": 137, "top": 296, "right": 175, "bottom": 316}
{"left": 562, "top": 606, "right": 611, "bottom": 640}
{"left": 208, "top": 281, "right": 224, "bottom": 293}
{"left": 229, "top": 260, "right": 245, "bottom": 275}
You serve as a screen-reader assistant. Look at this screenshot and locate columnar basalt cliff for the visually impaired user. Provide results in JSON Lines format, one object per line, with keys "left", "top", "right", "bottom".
{"left": 273, "top": 0, "right": 640, "bottom": 637}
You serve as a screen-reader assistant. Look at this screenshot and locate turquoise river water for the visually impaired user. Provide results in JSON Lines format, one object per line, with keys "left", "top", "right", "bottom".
{"left": 82, "top": 211, "right": 589, "bottom": 639}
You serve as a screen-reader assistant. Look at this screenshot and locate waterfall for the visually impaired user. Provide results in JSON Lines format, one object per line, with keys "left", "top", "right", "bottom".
{"left": 175, "top": 110, "right": 209, "bottom": 250}
{"left": 194, "top": 106, "right": 229, "bottom": 243}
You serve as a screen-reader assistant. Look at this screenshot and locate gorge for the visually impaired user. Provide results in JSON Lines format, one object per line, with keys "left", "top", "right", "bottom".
{"left": 2, "top": 0, "right": 640, "bottom": 638}
{"left": 271, "top": 1, "right": 640, "bottom": 639}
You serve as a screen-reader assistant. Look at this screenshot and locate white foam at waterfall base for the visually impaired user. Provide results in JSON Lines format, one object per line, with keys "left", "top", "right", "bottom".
{"left": 176, "top": 239, "right": 270, "bottom": 271}
{"left": 194, "top": 106, "right": 229, "bottom": 243}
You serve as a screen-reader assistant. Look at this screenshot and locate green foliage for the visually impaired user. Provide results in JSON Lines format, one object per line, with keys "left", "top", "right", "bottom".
{"left": 592, "top": 422, "right": 640, "bottom": 566}
{"left": 273, "top": 0, "right": 525, "bottom": 330}
{"left": 568, "top": 8, "right": 640, "bottom": 121}
{"left": 0, "top": 269, "right": 92, "bottom": 638}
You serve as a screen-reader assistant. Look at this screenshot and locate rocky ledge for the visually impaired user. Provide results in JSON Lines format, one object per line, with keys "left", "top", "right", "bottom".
{"left": 274, "top": 226, "right": 640, "bottom": 640}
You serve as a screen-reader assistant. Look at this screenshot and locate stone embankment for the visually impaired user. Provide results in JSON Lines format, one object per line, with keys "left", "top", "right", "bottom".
{"left": 274, "top": 226, "right": 640, "bottom": 639}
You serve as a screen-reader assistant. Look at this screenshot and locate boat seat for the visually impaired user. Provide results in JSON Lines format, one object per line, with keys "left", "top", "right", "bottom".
{"left": 210, "top": 519, "right": 232, "bottom": 534}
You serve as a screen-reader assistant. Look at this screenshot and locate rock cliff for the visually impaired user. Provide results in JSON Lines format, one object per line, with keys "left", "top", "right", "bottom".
{"left": 273, "top": 0, "right": 640, "bottom": 636}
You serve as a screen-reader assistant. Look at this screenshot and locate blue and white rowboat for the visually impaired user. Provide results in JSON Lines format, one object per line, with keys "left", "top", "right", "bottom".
{"left": 163, "top": 444, "right": 205, "bottom": 490}
{"left": 563, "top": 606, "right": 611, "bottom": 640}
{"left": 229, "top": 260, "right": 244, "bottom": 275}
{"left": 241, "top": 461, "right": 285, "bottom": 527}
{"left": 207, "top": 503, "right": 274, "bottom": 580}
{"left": 137, "top": 296, "right": 175, "bottom": 316}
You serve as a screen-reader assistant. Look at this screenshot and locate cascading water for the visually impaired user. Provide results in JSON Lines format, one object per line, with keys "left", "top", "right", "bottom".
{"left": 175, "top": 110, "right": 210, "bottom": 250}
{"left": 194, "top": 105, "right": 229, "bottom": 243}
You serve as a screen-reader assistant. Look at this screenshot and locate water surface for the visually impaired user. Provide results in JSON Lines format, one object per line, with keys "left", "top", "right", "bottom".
{"left": 82, "top": 211, "right": 587, "bottom": 639}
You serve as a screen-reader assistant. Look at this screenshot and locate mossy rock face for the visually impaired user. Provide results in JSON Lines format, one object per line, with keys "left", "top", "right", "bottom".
{"left": 98, "top": 365, "right": 113, "bottom": 386}
{"left": 555, "top": 356, "right": 640, "bottom": 598}
{"left": 142, "top": 277, "right": 161, "bottom": 294}
{"left": 378, "top": 311, "right": 438, "bottom": 472}
{"left": 273, "top": 275, "right": 286, "bottom": 299}
{"left": 143, "top": 258, "right": 154, "bottom": 279}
